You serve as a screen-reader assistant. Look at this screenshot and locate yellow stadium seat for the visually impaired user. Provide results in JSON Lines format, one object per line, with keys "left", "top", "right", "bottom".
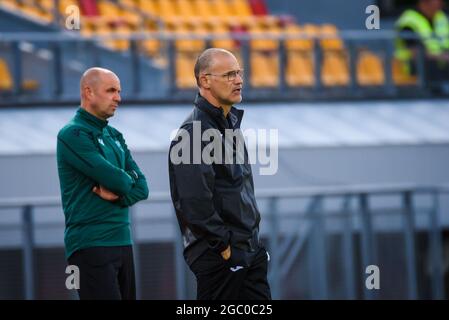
{"left": 93, "top": 20, "right": 118, "bottom": 50}
{"left": 98, "top": 0, "right": 120, "bottom": 17}
{"left": 247, "top": 20, "right": 280, "bottom": 88}
{"left": 16, "top": 0, "right": 48, "bottom": 22}
{"left": 122, "top": 9, "right": 141, "bottom": 27}
{"left": 320, "top": 24, "right": 344, "bottom": 51}
{"left": 176, "top": 0, "right": 194, "bottom": 17}
{"left": 21, "top": 79, "right": 39, "bottom": 91}
{"left": 392, "top": 58, "right": 417, "bottom": 85}
{"left": 38, "top": 0, "right": 54, "bottom": 11}
{"left": 112, "top": 24, "right": 133, "bottom": 51}
{"left": 193, "top": 0, "right": 214, "bottom": 17}
{"left": 283, "top": 24, "right": 315, "bottom": 87}
{"left": 137, "top": 0, "right": 157, "bottom": 15}
{"left": 1, "top": 0, "right": 21, "bottom": 11}
{"left": 254, "top": 15, "right": 277, "bottom": 29}
{"left": 286, "top": 52, "right": 315, "bottom": 87}
{"left": 98, "top": 1, "right": 140, "bottom": 27}
{"left": 284, "top": 24, "right": 314, "bottom": 51}
{"left": 5, "top": 0, "right": 57, "bottom": 23}
{"left": 308, "top": 24, "right": 349, "bottom": 86}
{"left": 0, "top": 59, "right": 13, "bottom": 91}
{"left": 0, "top": 59, "right": 39, "bottom": 92}
{"left": 142, "top": 20, "right": 162, "bottom": 57}
{"left": 121, "top": 0, "right": 137, "bottom": 9}
{"left": 59, "top": 0, "right": 79, "bottom": 14}
{"left": 38, "top": 9, "right": 53, "bottom": 23}
{"left": 250, "top": 51, "right": 278, "bottom": 87}
{"left": 249, "top": 24, "right": 278, "bottom": 51}
{"left": 357, "top": 51, "right": 385, "bottom": 86}
{"left": 210, "top": 22, "right": 237, "bottom": 51}
{"left": 142, "top": 37, "right": 161, "bottom": 57}
{"left": 156, "top": 0, "right": 179, "bottom": 23}
{"left": 25, "top": 0, "right": 53, "bottom": 22}
{"left": 80, "top": 18, "right": 96, "bottom": 37}
{"left": 176, "top": 53, "right": 197, "bottom": 88}
{"left": 321, "top": 52, "right": 350, "bottom": 86}
{"left": 230, "top": 0, "right": 252, "bottom": 17}
{"left": 302, "top": 24, "right": 320, "bottom": 39}
{"left": 227, "top": 0, "right": 254, "bottom": 25}
{"left": 171, "top": 23, "right": 206, "bottom": 53}
{"left": 212, "top": 0, "right": 233, "bottom": 18}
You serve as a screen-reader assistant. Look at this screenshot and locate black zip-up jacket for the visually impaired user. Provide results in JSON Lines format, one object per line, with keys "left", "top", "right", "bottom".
{"left": 168, "top": 94, "right": 261, "bottom": 266}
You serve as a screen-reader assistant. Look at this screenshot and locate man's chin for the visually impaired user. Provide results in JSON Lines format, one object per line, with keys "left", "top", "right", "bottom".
{"left": 104, "top": 112, "right": 115, "bottom": 119}
{"left": 234, "top": 96, "right": 242, "bottom": 104}
{"left": 229, "top": 95, "right": 242, "bottom": 104}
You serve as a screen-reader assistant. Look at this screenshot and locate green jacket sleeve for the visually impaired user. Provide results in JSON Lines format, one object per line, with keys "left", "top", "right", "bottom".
{"left": 57, "top": 127, "right": 135, "bottom": 196}
{"left": 114, "top": 131, "right": 149, "bottom": 207}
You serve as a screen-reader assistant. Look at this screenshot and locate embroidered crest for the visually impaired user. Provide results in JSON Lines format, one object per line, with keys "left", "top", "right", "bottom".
{"left": 98, "top": 138, "right": 105, "bottom": 146}
{"left": 115, "top": 140, "right": 124, "bottom": 152}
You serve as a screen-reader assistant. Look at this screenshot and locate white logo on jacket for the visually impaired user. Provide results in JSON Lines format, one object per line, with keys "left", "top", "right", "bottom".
{"left": 230, "top": 266, "right": 244, "bottom": 272}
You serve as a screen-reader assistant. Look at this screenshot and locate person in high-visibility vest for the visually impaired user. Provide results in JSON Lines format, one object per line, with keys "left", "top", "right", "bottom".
{"left": 395, "top": 0, "right": 449, "bottom": 87}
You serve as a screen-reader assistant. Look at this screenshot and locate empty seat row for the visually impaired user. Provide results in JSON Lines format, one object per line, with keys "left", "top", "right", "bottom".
{"left": 0, "top": 0, "right": 417, "bottom": 89}
{"left": 0, "top": 58, "right": 39, "bottom": 93}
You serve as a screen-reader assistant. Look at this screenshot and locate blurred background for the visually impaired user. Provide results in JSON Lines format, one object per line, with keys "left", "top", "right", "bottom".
{"left": 1, "top": 0, "right": 449, "bottom": 300}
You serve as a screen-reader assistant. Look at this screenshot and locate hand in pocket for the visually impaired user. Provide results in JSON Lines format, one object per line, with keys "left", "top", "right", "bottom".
{"left": 227, "top": 246, "right": 249, "bottom": 270}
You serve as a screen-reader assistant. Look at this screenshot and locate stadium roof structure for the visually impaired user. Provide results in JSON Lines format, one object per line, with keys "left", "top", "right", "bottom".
{"left": 1, "top": 99, "right": 449, "bottom": 155}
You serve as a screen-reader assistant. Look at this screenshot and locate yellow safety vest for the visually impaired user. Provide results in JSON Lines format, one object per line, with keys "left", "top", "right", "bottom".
{"left": 395, "top": 9, "right": 449, "bottom": 74}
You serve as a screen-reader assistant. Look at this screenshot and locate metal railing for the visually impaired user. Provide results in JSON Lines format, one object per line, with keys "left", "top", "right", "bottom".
{"left": 0, "top": 183, "right": 448, "bottom": 299}
{"left": 0, "top": 31, "right": 436, "bottom": 106}
{"left": 260, "top": 184, "right": 448, "bottom": 300}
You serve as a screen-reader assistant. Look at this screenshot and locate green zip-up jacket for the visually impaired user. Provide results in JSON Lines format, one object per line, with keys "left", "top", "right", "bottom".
{"left": 57, "top": 107, "right": 149, "bottom": 259}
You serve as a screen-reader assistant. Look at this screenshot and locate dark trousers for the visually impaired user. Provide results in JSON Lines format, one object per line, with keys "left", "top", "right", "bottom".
{"left": 67, "top": 245, "right": 136, "bottom": 300}
{"left": 190, "top": 246, "right": 271, "bottom": 300}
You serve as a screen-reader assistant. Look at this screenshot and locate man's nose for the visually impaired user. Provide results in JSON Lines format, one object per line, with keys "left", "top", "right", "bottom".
{"left": 115, "top": 93, "right": 121, "bottom": 102}
{"left": 234, "top": 73, "right": 243, "bottom": 84}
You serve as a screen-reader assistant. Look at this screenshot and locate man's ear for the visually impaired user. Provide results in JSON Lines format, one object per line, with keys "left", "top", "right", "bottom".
{"left": 200, "top": 75, "right": 211, "bottom": 89}
{"left": 85, "top": 86, "right": 93, "bottom": 98}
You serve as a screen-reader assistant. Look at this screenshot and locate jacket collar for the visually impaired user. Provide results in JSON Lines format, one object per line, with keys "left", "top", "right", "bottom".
{"left": 194, "top": 93, "right": 244, "bottom": 129}
{"left": 76, "top": 107, "right": 108, "bottom": 130}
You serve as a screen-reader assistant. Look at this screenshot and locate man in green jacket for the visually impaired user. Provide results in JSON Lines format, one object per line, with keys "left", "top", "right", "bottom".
{"left": 57, "top": 67, "right": 149, "bottom": 300}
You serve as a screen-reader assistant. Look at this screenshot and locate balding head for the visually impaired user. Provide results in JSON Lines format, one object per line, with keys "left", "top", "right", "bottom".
{"left": 80, "top": 67, "right": 118, "bottom": 97}
{"left": 193, "top": 48, "right": 243, "bottom": 115}
{"left": 194, "top": 48, "right": 236, "bottom": 87}
{"left": 80, "top": 67, "right": 121, "bottom": 120}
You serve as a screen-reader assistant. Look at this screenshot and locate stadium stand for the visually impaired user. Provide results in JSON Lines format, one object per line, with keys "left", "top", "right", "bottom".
{"left": 1, "top": 0, "right": 449, "bottom": 301}
{"left": 0, "top": 0, "right": 398, "bottom": 95}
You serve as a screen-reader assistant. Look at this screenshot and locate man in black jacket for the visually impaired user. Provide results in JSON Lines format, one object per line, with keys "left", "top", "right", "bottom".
{"left": 168, "top": 48, "right": 271, "bottom": 300}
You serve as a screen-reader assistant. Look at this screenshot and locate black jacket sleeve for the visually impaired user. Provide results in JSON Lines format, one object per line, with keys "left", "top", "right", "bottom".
{"left": 169, "top": 124, "right": 231, "bottom": 253}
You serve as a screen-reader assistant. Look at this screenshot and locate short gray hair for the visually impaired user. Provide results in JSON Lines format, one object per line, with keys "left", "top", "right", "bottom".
{"left": 194, "top": 48, "right": 234, "bottom": 87}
